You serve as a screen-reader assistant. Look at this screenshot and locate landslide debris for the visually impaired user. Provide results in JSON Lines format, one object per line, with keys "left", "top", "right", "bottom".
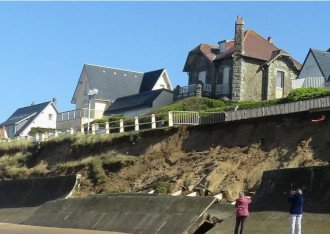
{"left": 0, "top": 112, "right": 329, "bottom": 200}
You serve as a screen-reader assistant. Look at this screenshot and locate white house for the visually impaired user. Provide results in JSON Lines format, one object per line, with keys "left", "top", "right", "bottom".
{"left": 57, "top": 64, "right": 173, "bottom": 130}
{"left": 0, "top": 99, "right": 58, "bottom": 138}
{"left": 292, "top": 49, "right": 330, "bottom": 89}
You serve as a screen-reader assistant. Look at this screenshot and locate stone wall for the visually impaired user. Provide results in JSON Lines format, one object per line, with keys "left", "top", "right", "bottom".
{"left": 267, "top": 57, "right": 298, "bottom": 99}
{"left": 188, "top": 53, "right": 215, "bottom": 85}
{"left": 241, "top": 58, "right": 264, "bottom": 101}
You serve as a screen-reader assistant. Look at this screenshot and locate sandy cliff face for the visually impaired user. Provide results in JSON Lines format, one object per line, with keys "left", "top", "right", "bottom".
{"left": 1, "top": 112, "right": 330, "bottom": 200}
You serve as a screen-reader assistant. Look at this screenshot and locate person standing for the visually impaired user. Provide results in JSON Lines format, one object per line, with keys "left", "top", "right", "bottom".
{"left": 288, "top": 189, "right": 304, "bottom": 234}
{"left": 234, "top": 192, "right": 251, "bottom": 234}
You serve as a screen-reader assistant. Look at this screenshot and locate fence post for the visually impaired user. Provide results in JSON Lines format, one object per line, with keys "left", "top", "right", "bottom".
{"left": 151, "top": 114, "right": 156, "bottom": 129}
{"left": 92, "top": 124, "right": 96, "bottom": 135}
{"left": 45, "top": 132, "right": 49, "bottom": 141}
{"left": 35, "top": 133, "right": 39, "bottom": 142}
{"left": 168, "top": 111, "right": 173, "bottom": 127}
{"left": 80, "top": 126, "right": 85, "bottom": 134}
{"left": 54, "top": 130, "right": 58, "bottom": 137}
{"left": 105, "top": 122, "right": 110, "bottom": 134}
{"left": 135, "top": 117, "right": 139, "bottom": 131}
{"left": 281, "top": 104, "right": 285, "bottom": 114}
{"left": 41, "top": 133, "right": 45, "bottom": 142}
{"left": 70, "top": 127, "right": 74, "bottom": 135}
{"left": 120, "top": 119, "right": 124, "bottom": 133}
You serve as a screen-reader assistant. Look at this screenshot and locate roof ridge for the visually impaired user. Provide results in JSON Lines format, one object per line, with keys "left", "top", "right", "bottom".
{"left": 310, "top": 48, "right": 330, "bottom": 54}
{"left": 17, "top": 101, "right": 51, "bottom": 110}
{"left": 84, "top": 63, "right": 144, "bottom": 74}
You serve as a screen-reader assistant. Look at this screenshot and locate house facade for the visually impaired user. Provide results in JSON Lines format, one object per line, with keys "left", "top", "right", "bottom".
{"left": 180, "top": 16, "right": 301, "bottom": 101}
{"left": 0, "top": 100, "right": 58, "bottom": 139}
{"left": 292, "top": 49, "right": 330, "bottom": 89}
{"left": 57, "top": 64, "right": 173, "bottom": 130}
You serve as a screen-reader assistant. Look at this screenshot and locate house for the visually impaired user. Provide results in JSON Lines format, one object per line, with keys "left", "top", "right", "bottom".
{"left": 0, "top": 99, "right": 58, "bottom": 138}
{"left": 292, "top": 49, "right": 330, "bottom": 89}
{"left": 57, "top": 64, "right": 173, "bottom": 130}
{"left": 104, "top": 89, "right": 173, "bottom": 117}
{"left": 180, "top": 16, "right": 301, "bottom": 101}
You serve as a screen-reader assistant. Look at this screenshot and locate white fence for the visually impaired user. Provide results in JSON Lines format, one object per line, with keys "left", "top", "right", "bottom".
{"left": 4, "top": 96, "right": 330, "bottom": 143}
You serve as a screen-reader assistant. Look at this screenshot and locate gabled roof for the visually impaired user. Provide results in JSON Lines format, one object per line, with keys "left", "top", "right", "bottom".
{"left": 72, "top": 64, "right": 169, "bottom": 103}
{"left": 184, "top": 30, "right": 301, "bottom": 71}
{"left": 310, "top": 49, "right": 330, "bottom": 80}
{"left": 0, "top": 101, "right": 52, "bottom": 126}
{"left": 104, "top": 89, "right": 172, "bottom": 115}
{"left": 139, "top": 69, "right": 165, "bottom": 93}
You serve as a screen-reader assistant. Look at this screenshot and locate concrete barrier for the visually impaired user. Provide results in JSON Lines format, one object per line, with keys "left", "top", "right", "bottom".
{"left": 24, "top": 194, "right": 232, "bottom": 234}
{"left": 0, "top": 175, "right": 78, "bottom": 208}
{"left": 252, "top": 166, "right": 330, "bottom": 213}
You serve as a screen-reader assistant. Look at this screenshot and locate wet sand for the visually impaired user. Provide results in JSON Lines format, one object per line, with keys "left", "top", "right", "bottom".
{"left": 0, "top": 223, "right": 126, "bottom": 234}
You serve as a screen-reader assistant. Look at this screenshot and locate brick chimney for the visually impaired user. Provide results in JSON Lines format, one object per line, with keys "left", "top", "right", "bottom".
{"left": 235, "top": 16, "right": 245, "bottom": 55}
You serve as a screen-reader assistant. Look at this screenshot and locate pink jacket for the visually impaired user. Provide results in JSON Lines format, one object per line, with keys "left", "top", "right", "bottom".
{"left": 235, "top": 197, "right": 252, "bottom": 217}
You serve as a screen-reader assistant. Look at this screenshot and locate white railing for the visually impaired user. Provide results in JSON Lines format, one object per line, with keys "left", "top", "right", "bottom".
{"left": 216, "top": 83, "right": 230, "bottom": 95}
{"left": 169, "top": 111, "right": 200, "bottom": 126}
{"left": 203, "top": 84, "right": 212, "bottom": 93}
{"left": 6, "top": 96, "right": 330, "bottom": 143}
{"left": 179, "top": 84, "right": 197, "bottom": 94}
{"left": 57, "top": 108, "right": 104, "bottom": 122}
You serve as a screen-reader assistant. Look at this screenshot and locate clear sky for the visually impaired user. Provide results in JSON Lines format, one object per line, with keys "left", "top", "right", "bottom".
{"left": 0, "top": 1, "right": 329, "bottom": 122}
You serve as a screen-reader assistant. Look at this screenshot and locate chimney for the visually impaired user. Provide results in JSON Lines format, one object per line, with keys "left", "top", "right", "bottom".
{"left": 31, "top": 102, "right": 35, "bottom": 106}
{"left": 235, "top": 16, "right": 245, "bottom": 55}
{"left": 218, "top": 40, "right": 227, "bottom": 53}
{"left": 267, "top": 37, "right": 273, "bottom": 44}
{"left": 52, "top": 97, "right": 57, "bottom": 107}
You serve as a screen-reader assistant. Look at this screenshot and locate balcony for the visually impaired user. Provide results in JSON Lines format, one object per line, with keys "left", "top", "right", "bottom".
{"left": 56, "top": 108, "right": 104, "bottom": 130}
{"left": 176, "top": 83, "right": 212, "bottom": 99}
{"left": 216, "top": 83, "right": 230, "bottom": 95}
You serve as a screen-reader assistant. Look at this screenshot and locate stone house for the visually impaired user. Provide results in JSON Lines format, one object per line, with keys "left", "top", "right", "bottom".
{"left": 181, "top": 16, "right": 302, "bottom": 101}
{"left": 292, "top": 48, "right": 330, "bottom": 89}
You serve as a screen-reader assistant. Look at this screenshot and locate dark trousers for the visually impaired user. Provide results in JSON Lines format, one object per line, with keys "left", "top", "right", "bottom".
{"left": 234, "top": 216, "right": 247, "bottom": 234}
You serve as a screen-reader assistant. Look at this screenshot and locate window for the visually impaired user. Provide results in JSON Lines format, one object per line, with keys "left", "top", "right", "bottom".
{"left": 276, "top": 71, "right": 284, "bottom": 89}
{"left": 198, "top": 71, "right": 207, "bottom": 84}
{"left": 223, "top": 67, "right": 230, "bottom": 84}
{"left": 217, "top": 67, "right": 230, "bottom": 85}
{"left": 48, "top": 114, "right": 53, "bottom": 120}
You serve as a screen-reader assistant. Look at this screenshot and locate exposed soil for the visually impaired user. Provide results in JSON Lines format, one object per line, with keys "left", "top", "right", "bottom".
{"left": 2, "top": 111, "right": 330, "bottom": 200}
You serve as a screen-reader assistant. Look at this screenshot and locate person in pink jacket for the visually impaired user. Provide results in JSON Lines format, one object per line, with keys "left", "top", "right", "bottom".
{"left": 234, "top": 192, "right": 252, "bottom": 234}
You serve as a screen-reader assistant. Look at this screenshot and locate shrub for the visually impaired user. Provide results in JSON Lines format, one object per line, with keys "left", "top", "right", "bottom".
{"left": 155, "top": 181, "right": 175, "bottom": 194}
{"left": 284, "top": 88, "right": 330, "bottom": 102}
{"left": 29, "top": 127, "right": 56, "bottom": 136}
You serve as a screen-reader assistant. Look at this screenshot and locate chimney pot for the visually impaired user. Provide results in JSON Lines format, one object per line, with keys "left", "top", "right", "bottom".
{"left": 267, "top": 37, "right": 273, "bottom": 44}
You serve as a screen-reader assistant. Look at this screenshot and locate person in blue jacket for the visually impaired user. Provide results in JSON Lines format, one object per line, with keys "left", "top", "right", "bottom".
{"left": 288, "top": 188, "right": 304, "bottom": 234}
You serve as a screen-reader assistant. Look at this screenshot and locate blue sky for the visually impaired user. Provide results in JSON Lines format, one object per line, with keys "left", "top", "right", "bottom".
{"left": 0, "top": 2, "right": 329, "bottom": 122}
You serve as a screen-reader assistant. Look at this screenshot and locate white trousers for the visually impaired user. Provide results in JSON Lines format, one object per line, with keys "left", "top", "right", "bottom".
{"left": 290, "top": 214, "right": 302, "bottom": 234}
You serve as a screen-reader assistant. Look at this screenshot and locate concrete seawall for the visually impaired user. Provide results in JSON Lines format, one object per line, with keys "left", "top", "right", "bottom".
{"left": 0, "top": 175, "right": 78, "bottom": 224}
{"left": 0, "top": 175, "right": 78, "bottom": 208}
{"left": 24, "top": 194, "right": 233, "bottom": 234}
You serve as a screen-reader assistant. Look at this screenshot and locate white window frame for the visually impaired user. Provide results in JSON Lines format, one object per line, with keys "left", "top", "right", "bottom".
{"left": 276, "top": 70, "right": 285, "bottom": 90}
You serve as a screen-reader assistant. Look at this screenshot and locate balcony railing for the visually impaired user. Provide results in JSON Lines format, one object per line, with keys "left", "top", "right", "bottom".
{"left": 216, "top": 83, "right": 230, "bottom": 95}
{"left": 57, "top": 108, "right": 104, "bottom": 122}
